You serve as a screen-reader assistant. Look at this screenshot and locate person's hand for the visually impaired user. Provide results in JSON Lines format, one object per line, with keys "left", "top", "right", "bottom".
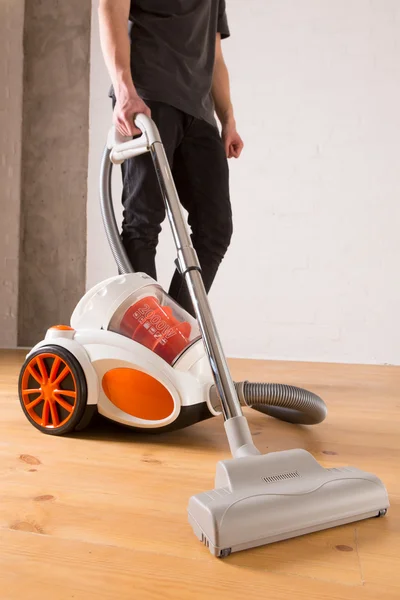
{"left": 222, "top": 121, "right": 244, "bottom": 158}
{"left": 113, "top": 87, "right": 151, "bottom": 137}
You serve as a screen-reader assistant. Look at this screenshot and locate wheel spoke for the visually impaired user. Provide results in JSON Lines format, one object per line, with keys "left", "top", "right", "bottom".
{"left": 36, "top": 356, "right": 48, "bottom": 383}
{"left": 52, "top": 366, "right": 70, "bottom": 386}
{"left": 27, "top": 365, "right": 43, "bottom": 385}
{"left": 25, "top": 394, "right": 44, "bottom": 410}
{"left": 49, "top": 402, "right": 60, "bottom": 427}
{"left": 54, "top": 394, "right": 74, "bottom": 413}
{"left": 22, "top": 388, "right": 42, "bottom": 396}
{"left": 54, "top": 389, "right": 76, "bottom": 398}
{"left": 49, "top": 357, "right": 62, "bottom": 383}
{"left": 41, "top": 400, "right": 50, "bottom": 427}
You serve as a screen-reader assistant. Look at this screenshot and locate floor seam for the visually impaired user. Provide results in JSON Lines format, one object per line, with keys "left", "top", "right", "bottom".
{"left": 354, "top": 527, "right": 365, "bottom": 586}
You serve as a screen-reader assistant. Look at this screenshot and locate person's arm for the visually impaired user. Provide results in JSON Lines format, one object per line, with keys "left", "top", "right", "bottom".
{"left": 98, "top": 0, "right": 150, "bottom": 136}
{"left": 212, "top": 34, "right": 244, "bottom": 158}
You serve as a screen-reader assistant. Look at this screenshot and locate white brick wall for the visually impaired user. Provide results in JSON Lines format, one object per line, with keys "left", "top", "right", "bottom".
{"left": 0, "top": 1, "right": 24, "bottom": 348}
{"left": 87, "top": 0, "right": 400, "bottom": 364}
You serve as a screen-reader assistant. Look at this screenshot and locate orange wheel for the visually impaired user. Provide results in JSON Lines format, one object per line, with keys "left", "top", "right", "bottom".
{"left": 18, "top": 346, "right": 88, "bottom": 435}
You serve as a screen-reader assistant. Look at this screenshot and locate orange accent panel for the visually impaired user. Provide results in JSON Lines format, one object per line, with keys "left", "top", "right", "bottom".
{"left": 21, "top": 353, "right": 77, "bottom": 428}
{"left": 50, "top": 325, "right": 74, "bottom": 331}
{"left": 102, "top": 368, "right": 175, "bottom": 421}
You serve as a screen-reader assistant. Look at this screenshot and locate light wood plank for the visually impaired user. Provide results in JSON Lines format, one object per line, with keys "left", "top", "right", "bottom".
{"left": 1, "top": 350, "right": 399, "bottom": 599}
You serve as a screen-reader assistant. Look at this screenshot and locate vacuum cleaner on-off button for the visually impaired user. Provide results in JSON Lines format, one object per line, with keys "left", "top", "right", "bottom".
{"left": 18, "top": 114, "right": 389, "bottom": 557}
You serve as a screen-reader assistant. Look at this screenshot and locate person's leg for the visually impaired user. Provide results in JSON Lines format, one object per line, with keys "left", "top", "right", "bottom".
{"left": 118, "top": 101, "right": 185, "bottom": 278}
{"left": 168, "top": 118, "right": 232, "bottom": 315}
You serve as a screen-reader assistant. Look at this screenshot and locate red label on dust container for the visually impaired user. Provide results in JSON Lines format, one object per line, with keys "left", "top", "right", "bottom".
{"left": 119, "top": 296, "right": 192, "bottom": 364}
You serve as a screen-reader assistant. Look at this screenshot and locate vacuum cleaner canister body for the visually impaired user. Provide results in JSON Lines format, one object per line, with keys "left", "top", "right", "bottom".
{"left": 19, "top": 273, "right": 220, "bottom": 435}
{"left": 18, "top": 114, "right": 389, "bottom": 557}
{"left": 18, "top": 272, "right": 327, "bottom": 434}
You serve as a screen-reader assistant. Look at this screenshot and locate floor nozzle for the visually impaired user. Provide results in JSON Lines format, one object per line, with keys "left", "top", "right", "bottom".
{"left": 188, "top": 448, "right": 389, "bottom": 557}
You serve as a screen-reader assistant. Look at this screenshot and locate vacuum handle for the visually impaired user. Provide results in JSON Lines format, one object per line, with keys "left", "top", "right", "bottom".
{"left": 106, "top": 114, "right": 256, "bottom": 454}
{"left": 108, "top": 114, "right": 161, "bottom": 164}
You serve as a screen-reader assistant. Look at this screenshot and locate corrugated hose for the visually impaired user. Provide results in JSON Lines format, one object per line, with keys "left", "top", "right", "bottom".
{"left": 211, "top": 381, "right": 327, "bottom": 425}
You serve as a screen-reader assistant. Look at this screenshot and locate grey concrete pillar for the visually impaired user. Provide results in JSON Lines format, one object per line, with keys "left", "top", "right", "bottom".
{"left": 0, "top": 1, "right": 25, "bottom": 348}
{"left": 18, "top": 1, "right": 91, "bottom": 346}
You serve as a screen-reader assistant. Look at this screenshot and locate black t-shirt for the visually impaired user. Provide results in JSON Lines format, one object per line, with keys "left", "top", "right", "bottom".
{"left": 126, "top": 0, "right": 230, "bottom": 125}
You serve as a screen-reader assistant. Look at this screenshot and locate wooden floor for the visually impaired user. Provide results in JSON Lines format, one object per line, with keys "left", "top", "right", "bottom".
{"left": 0, "top": 350, "right": 399, "bottom": 600}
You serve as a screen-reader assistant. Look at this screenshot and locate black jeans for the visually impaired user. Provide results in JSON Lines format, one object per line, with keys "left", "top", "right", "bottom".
{"left": 118, "top": 100, "right": 233, "bottom": 316}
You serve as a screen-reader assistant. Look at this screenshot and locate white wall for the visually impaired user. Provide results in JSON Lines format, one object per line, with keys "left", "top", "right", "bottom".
{"left": 87, "top": 0, "right": 400, "bottom": 365}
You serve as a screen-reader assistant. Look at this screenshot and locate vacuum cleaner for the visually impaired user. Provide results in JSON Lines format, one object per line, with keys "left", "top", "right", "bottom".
{"left": 18, "top": 114, "right": 389, "bottom": 557}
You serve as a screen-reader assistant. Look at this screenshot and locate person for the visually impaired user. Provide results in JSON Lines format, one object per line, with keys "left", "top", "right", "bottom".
{"left": 98, "top": 0, "right": 244, "bottom": 316}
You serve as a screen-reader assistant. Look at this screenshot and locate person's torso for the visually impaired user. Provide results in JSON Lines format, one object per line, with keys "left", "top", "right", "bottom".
{"left": 130, "top": 0, "right": 218, "bottom": 62}
{"left": 128, "top": 0, "right": 221, "bottom": 122}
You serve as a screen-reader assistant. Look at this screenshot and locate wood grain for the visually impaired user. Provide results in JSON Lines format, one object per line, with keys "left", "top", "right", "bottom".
{"left": 0, "top": 350, "right": 399, "bottom": 600}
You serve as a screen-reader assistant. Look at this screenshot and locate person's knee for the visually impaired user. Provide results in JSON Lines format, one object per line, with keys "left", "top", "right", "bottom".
{"left": 121, "top": 197, "right": 165, "bottom": 247}
{"left": 194, "top": 212, "right": 233, "bottom": 264}
{"left": 222, "top": 213, "right": 233, "bottom": 253}
{"left": 122, "top": 224, "right": 161, "bottom": 248}
{"left": 215, "top": 207, "right": 233, "bottom": 257}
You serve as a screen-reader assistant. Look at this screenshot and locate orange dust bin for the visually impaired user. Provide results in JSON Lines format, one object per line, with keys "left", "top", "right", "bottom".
{"left": 120, "top": 296, "right": 191, "bottom": 364}
{"left": 110, "top": 294, "right": 200, "bottom": 365}
{"left": 20, "top": 353, "right": 78, "bottom": 429}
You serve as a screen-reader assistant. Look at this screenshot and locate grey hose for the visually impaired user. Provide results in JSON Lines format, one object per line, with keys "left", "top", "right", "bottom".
{"left": 236, "top": 381, "right": 327, "bottom": 425}
{"left": 100, "top": 146, "right": 133, "bottom": 275}
{"left": 210, "top": 382, "right": 327, "bottom": 425}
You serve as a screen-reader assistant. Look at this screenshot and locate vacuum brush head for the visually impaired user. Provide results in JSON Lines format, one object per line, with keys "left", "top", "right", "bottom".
{"left": 188, "top": 448, "right": 389, "bottom": 557}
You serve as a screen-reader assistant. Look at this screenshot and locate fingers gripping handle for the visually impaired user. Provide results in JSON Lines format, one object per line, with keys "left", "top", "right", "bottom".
{"left": 108, "top": 114, "right": 161, "bottom": 164}
{"left": 107, "top": 127, "right": 146, "bottom": 164}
